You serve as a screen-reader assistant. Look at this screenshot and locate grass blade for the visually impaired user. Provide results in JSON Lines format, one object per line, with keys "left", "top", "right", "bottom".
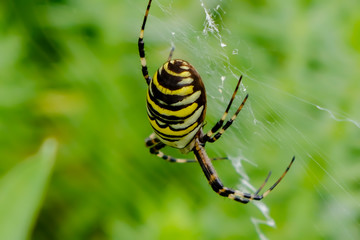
{"left": 0, "top": 138, "right": 58, "bottom": 240}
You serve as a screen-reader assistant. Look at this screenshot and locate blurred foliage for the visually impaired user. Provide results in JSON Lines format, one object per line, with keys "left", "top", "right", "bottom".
{"left": 0, "top": 0, "right": 359, "bottom": 239}
{"left": 0, "top": 139, "right": 57, "bottom": 240}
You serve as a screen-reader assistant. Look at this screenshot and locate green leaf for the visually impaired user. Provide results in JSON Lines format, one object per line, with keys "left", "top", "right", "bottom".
{"left": 0, "top": 138, "right": 58, "bottom": 240}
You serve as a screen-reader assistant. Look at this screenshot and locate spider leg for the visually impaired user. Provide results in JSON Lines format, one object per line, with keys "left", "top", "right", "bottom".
{"left": 168, "top": 46, "right": 175, "bottom": 61}
{"left": 145, "top": 133, "right": 228, "bottom": 163}
{"left": 155, "top": 149, "right": 197, "bottom": 163}
{"left": 260, "top": 156, "right": 295, "bottom": 198}
{"left": 193, "top": 138, "right": 295, "bottom": 203}
{"left": 145, "top": 133, "right": 195, "bottom": 163}
{"left": 207, "top": 94, "right": 248, "bottom": 143}
{"left": 138, "top": 0, "right": 153, "bottom": 85}
{"left": 201, "top": 76, "right": 248, "bottom": 143}
{"left": 254, "top": 171, "right": 272, "bottom": 195}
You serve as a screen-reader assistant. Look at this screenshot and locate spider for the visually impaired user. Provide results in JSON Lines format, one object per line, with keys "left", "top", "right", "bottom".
{"left": 138, "top": 0, "right": 295, "bottom": 203}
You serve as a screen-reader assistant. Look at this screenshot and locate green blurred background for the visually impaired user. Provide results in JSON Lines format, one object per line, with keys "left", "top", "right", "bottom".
{"left": 0, "top": 0, "right": 359, "bottom": 239}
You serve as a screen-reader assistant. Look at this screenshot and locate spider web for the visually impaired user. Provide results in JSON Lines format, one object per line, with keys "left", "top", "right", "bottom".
{"left": 150, "top": 0, "right": 360, "bottom": 239}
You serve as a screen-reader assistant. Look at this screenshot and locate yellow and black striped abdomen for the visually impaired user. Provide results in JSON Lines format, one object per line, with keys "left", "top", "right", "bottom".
{"left": 147, "top": 59, "right": 207, "bottom": 149}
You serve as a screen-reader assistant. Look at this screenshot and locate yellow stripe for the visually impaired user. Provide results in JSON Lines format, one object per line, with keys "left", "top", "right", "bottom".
{"left": 152, "top": 71, "right": 193, "bottom": 96}
{"left": 140, "top": 57, "right": 146, "bottom": 67}
{"left": 149, "top": 117, "right": 198, "bottom": 137}
{"left": 178, "top": 77, "right": 193, "bottom": 85}
{"left": 147, "top": 91, "right": 198, "bottom": 118}
{"left": 170, "top": 106, "right": 203, "bottom": 129}
{"left": 180, "top": 65, "right": 190, "bottom": 70}
{"left": 164, "top": 62, "right": 191, "bottom": 77}
{"left": 171, "top": 91, "right": 201, "bottom": 106}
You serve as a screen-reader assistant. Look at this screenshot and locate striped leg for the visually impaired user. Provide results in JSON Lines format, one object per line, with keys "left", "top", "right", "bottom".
{"left": 206, "top": 94, "right": 248, "bottom": 143}
{"left": 201, "top": 76, "right": 248, "bottom": 143}
{"left": 168, "top": 46, "right": 175, "bottom": 61}
{"left": 145, "top": 133, "right": 228, "bottom": 163}
{"left": 193, "top": 138, "right": 295, "bottom": 203}
{"left": 138, "top": 0, "right": 153, "bottom": 85}
{"left": 145, "top": 133, "right": 196, "bottom": 163}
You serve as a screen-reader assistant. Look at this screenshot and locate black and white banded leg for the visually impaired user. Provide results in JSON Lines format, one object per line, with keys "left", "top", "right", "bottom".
{"left": 201, "top": 76, "right": 248, "bottom": 144}
{"left": 145, "top": 133, "right": 195, "bottom": 163}
{"left": 193, "top": 138, "right": 295, "bottom": 203}
{"left": 146, "top": 133, "right": 228, "bottom": 163}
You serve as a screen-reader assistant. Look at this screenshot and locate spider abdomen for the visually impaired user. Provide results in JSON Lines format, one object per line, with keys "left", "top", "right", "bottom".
{"left": 147, "top": 59, "right": 207, "bottom": 149}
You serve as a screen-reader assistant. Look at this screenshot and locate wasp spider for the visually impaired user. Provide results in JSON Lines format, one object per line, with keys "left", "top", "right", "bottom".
{"left": 138, "top": 0, "right": 295, "bottom": 203}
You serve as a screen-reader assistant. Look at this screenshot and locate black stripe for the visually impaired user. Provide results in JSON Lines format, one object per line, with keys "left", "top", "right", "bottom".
{"left": 167, "top": 59, "right": 193, "bottom": 75}
{"left": 148, "top": 115, "right": 201, "bottom": 137}
{"left": 138, "top": 38, "right": 145, "bottom": 58}
{"left": 150, "top": 81, "right": 190, "bottom": 104}
{"left": 151, "top": 121, "right": 199, "bottom": 140}
{"left": 147, "top": 99, "right": 203, "bottom": 123}
{"left": 156, "top": 68, "right": 193, "bottom": 90}
{"left": 141, "top": 0, "right": 152, "bottom": 30}
{"left": 211, "top": 179, "right": 225, "bottom": 194}
{"left": 147, "top": 108, "right": 184, "bottom": 124}
{"left": 153, "top": 129, "right": 182, "bottom": 142}
{"left": 148, "top": 88, "right": 197, "bottom": 111}
{"left": 142, "top": 66, "right": 149, "bottom": 78}
{"left": 149, "top": 114, "right": 198, "bottom": 136}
